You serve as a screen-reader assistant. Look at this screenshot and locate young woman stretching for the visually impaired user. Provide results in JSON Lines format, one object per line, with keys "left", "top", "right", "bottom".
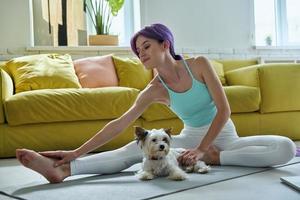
{"left": 16, "top": 23, "right": 296, "bottom": 183}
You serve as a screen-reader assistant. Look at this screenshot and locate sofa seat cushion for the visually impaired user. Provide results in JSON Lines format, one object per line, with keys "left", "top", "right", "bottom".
{"left": 224, "top": 86, "right": 260, "bottom": 113}
{"left": 5, "top": 87, "right": 139, "bottom": 126}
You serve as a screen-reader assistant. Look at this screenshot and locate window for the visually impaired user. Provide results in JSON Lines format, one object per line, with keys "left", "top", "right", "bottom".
{"left": 254, "top": 0, "right": 300, "bottom": 46}
{"left": 32, "top": 0, "right": 140, "bottom": 46}
{"left": 285, "top": 0, "right": 300, "bottom": 45}
{"left": 86, "top": 0, "right": 140, "bottom": 46}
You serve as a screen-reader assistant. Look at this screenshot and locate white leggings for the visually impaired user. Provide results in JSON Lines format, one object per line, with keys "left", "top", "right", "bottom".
{"left": 70, "top": 119, "right": 296, "bottom": 175}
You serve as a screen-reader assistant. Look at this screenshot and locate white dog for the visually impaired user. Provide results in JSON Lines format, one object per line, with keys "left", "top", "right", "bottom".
{"left": 135, "top": 126, "right": 211, "bottom": 181}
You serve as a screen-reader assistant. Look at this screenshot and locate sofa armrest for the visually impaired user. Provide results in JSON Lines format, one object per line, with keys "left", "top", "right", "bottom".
{"left": 0, "top": 69, "right": 14, "bottom": 123}
{"left": 258, "top": 63, "right": 300, "bottom": 113}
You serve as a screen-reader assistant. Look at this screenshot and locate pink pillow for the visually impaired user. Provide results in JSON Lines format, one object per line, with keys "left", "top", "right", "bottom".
{"left": 73, "top": 55, "right": 118, "bottom": 88}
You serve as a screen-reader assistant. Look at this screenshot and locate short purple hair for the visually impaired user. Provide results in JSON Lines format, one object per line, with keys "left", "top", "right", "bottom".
{"left": 130, "top": 23, "right": 182, "bottom": 60}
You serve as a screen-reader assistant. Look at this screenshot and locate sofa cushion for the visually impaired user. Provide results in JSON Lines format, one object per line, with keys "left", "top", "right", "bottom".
{"left": 259, "top": 64, "right": 300, "bottom": 113}
{"left": 217, "top": 59, "right": 258, "bottom": 72}
{"left": 141, "top": 103, "right": 177, "bottom": 122}
{"left": 223, "top": 86, "right": 260, "bottom": 113}
{"left": 0, "top": 61, "right": 8, "bottom": 71}
{"left": 112, "top": 56, "right": 153, "bottom": 90}
{"left": 0, "top": 69, "right": 14, "bottom": 123}
{"left": 73, "top": 55, "right": 118, "bottom": 88}
{"left": 5, "top": 87, "right": 139, "bottom": 126}
{"left": 210, "top": 60, "right": 226, "bottom": 85}
{"left": 6, "top": 54, "right": 81, "bottom": 93}
{"left": 225, "top": 65, "right": 259, "bottom": 87}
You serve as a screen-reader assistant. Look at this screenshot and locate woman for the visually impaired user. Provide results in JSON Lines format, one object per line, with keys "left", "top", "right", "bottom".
{"left": 16, "top": 23, "right": 296, "bottom": 183}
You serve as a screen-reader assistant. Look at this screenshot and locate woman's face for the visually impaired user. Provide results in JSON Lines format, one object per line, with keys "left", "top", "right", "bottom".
{"left": 135, "top": 35, "right": 167, "bottom": 69}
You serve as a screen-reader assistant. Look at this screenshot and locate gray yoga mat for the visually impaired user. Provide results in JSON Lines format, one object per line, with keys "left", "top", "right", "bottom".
{"left": 1, "top": 157, "right": 300, "bottom": 200}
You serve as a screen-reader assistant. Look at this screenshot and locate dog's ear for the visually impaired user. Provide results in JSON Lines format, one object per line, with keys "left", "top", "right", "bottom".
{"left": 134, "top": 126, "right": 148, "bottom": 145}
{"left": 164, "top": 127, "right": 173, "bottom": 138}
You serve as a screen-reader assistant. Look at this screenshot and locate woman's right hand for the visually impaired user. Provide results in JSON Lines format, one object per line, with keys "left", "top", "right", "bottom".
{"left": 39, "top": 150, "right": 78, "bottom": 167}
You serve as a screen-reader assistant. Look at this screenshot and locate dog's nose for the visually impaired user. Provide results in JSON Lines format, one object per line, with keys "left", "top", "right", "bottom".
{"left": 159, "top": 145, "right": 165, "bottom": 150}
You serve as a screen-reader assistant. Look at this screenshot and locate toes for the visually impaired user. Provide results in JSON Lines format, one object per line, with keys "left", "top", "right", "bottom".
{"left": 16, "top": 149, "right": 36, "bottom": 166}
{"left": 16, "top": 149, "right": 22, "bottom": 160}
{"left": 16, "top": 148, "right": 25, "bottom": 157}
{"left": 16, "top": 149, "right": 28, "bottom": 164}
{"left": 21, "top": 152, "right": 34, "bottom": 166}
{"left": 21, "top": 155, "right": 31, "bottom": 166}
{"left": 15, "top": 149, "right": 65, "bottom": 183}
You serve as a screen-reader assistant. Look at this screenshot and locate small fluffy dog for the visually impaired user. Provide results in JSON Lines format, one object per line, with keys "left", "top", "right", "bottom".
{"left": 135, "top": 126, "right": 211, "bottom": 181}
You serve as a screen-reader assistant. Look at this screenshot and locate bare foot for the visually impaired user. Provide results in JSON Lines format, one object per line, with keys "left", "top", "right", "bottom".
{"left": 16, "top": 149, "right": 70, "bottom": 183}
{"left": 202, "top": 145, "right": 220, "bottom": 165}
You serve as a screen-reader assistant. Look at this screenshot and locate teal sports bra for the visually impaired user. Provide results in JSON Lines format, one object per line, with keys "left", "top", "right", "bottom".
{"left": 158, "top": 59, "right": 217, "bottom": 127}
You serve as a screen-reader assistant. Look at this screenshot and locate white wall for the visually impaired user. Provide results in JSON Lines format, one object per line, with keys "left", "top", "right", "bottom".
{"left": 0, "top": 0, "right": 256, "bottom": 50}
{"left": 0, "top": 0, "right": 299, "bottom": 61}
{"left": 0, "top": 0, "right": 33, "bottom": 49}
{"left": 140, "top": 0, "right": 255, "bottom": 49}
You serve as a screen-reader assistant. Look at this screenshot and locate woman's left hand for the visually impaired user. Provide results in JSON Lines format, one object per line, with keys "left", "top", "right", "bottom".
{"left": 177, "top": 148, "right": 205, "bottom": 166}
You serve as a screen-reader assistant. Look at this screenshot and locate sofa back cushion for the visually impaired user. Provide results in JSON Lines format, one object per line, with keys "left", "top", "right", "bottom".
{"left": 210, "top": 60, "right": 226, "bottom": 85}
{"left": 259, "top": 63, "right": 300, "bottom": 113}
{"left": 112, "top": 56, "right": 153, "bottom": 90}
{"left": 0, "top": 61, "right": 8, "bottom": 72}
{"left": 4, "top": 87, "right": 139, "bottom": 126}
{"left": 141, "top": 103, "right": 177, "bottom": 121}
{"left": 73, "top": 55, "right": 118, "bottom": 88}
{"left": 225, "top": 65, "right": 260, "bottom": 87}
{"left": 6, "top": 54, "right": 81, "bottom": 93}
{"left": 217, "top": 59, "right": 258, "bottom": 72}
{"left": 0, "top": 69, "right": 14, "bottom": 123}
{"left": 223, "top": 86, "right": 260, "bottom": 113}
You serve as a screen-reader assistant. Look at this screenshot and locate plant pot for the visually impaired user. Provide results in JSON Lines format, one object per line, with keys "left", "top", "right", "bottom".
{"left": 88, "top": 35, "right": 119, "bottom": 46}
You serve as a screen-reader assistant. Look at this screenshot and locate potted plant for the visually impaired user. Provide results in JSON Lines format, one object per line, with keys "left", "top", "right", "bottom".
{"left": 85, "top": 0, "right": 125, "bottom": 46}
{"left": 265, "top": 35, "right": 272, "bottom": 46}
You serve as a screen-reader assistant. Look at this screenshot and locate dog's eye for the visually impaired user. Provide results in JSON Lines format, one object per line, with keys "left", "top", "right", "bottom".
{"left": 152, "top": 139, "right": 157, "bottom": 143}
{"left": 163, "top": 137, "right": 168, "bottom": 142}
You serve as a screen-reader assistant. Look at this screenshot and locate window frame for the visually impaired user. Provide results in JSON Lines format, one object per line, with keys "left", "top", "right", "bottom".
{"left": 254, "top": 0, "right": 300, "bottom": 47}
{"left": 275, "top": 0, "right": 288, "bottom": 46}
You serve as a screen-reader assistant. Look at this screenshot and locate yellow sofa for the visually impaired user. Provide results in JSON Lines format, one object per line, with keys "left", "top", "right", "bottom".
{"left": 0, "top": 57, "right": 300, "bottom": 158}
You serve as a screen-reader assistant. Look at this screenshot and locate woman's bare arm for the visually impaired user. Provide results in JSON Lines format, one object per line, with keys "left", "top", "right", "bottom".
{"left": 74, "top": 84, "right": 159, "bottom": 157}
{"left": 195, "top": 56, "right": 231, "bottom": 151}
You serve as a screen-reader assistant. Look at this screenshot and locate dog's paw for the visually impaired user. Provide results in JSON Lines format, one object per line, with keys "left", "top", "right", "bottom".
{"left": 167, "top": 170, "right": 187, "bottom": 181}
{"left": 193, "top": 161, "right": 211, "bottom": 174}
{"left": 183, "top": 166, "right": 194, "bottom": 173}
{"left": 137, "top": 171, "right": 154, "bottom": 181}
{"left": 197, "top": 165, "right": 211, "bottom": 174}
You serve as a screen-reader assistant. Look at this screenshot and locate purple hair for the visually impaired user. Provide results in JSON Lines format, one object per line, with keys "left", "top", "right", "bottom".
{"left": 130, "top": 23, "right": 182, "bottom": 60}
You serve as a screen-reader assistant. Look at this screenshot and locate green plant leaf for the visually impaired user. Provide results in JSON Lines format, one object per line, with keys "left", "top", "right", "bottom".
{"left": 107, "top": 0, "right": 125, "bottom": 16}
